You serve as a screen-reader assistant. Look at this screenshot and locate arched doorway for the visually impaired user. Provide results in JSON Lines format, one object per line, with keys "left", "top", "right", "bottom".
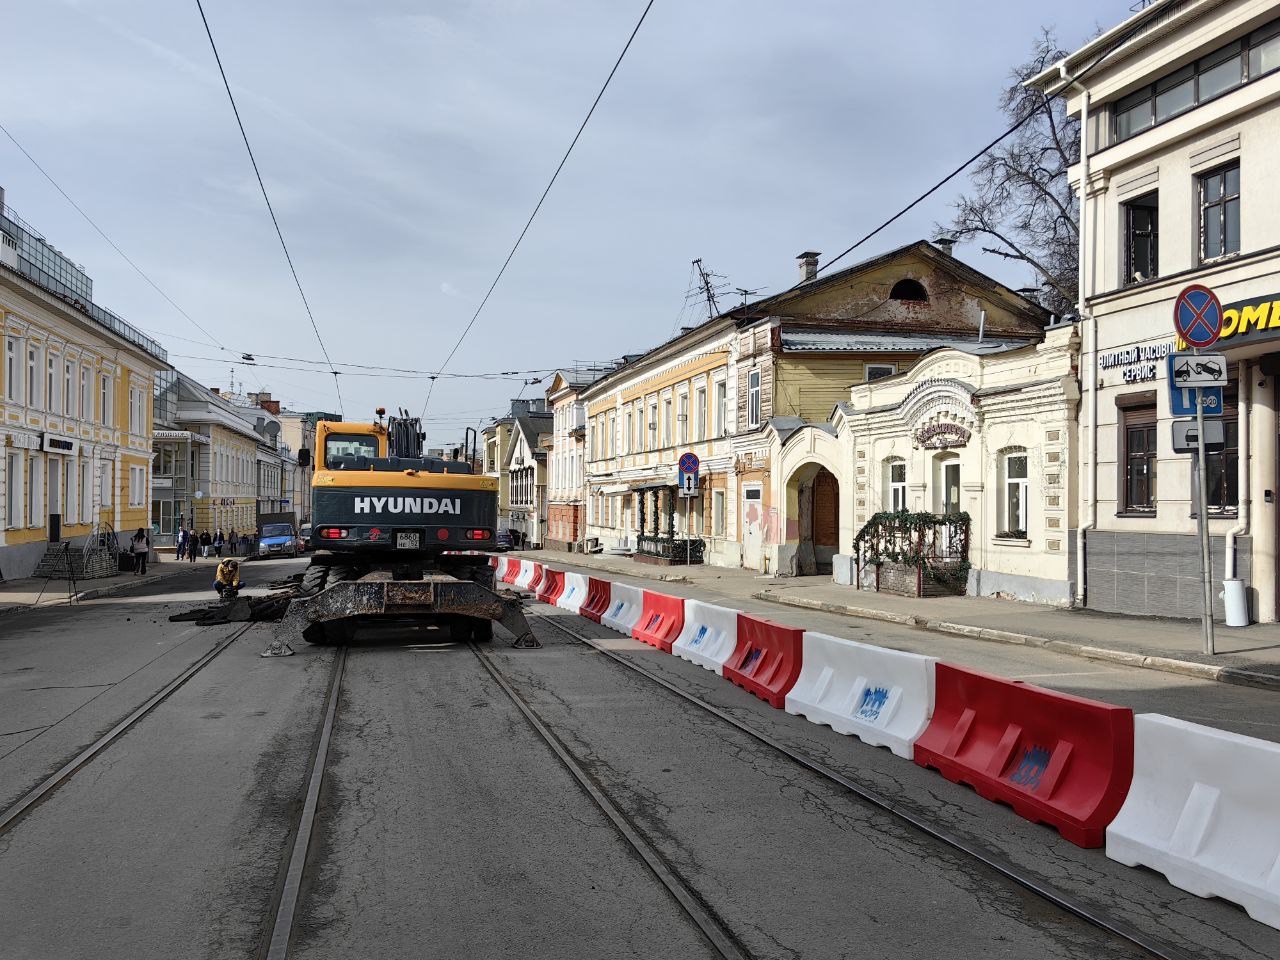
{"left": 784, "top": 463, "right": 841, "bottom": 576}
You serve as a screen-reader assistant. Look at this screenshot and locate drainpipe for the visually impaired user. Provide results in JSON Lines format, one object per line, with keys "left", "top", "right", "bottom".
{"left": 1061, "top": 63, "right": 1094, "bottom": 608}
{"left": 1225, "top": 360, "right": 1250, "bottom": 577}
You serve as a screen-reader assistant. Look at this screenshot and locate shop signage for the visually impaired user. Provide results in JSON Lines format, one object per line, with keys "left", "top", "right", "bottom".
{"left": 153, "top": 477, "right": 174, "bottom": 489}
{"left": 41, "top": 433, "right": 79, "bottom": 456}
{"left": 1099, "top": 340, "right": 1174, "bottom": 383}
{"left": 913, "top": 422, "right": 970, "bottom": 449}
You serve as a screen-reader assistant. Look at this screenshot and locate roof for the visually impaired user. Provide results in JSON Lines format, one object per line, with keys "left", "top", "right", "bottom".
{"left": 769, "top": 416, "right": 835, "bottom": 444}
{"left": 779, "top": 330, "right": 1031, "bottom": 355}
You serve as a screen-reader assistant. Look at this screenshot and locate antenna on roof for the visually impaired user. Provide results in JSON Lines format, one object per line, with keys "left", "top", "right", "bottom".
{"left": 693, "top": 258, "right": 724, "bottom": 321}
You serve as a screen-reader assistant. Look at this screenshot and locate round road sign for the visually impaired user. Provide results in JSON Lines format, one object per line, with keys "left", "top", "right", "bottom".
{"left": 678, "top": 452, "right": 700, "bottom": 475}
{"left": 1174, "top": 284, "right": 1223, "bottom": 348}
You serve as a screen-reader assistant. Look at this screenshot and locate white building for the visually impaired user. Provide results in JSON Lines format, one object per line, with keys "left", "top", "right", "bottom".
{"left": 1031, "top": 0, "right": 1280, "bottom": 621}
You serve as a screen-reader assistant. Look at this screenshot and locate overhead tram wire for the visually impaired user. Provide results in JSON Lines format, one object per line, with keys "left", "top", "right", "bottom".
{"left": 193, "top": 0, "right": 344, "bottom": 416}
{"left": 0, "top": 120, "right": 227, "bottom": 352}
{"left": 810, "top": 16, "right": 1154, "bottom": 284}
{"left": 419, "top": 0, "right": 657, "bottom": 420}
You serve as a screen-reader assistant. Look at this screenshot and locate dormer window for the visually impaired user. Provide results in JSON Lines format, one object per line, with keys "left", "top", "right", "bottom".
{"left": 890, "top": 278, "right": 928, "bottom": 302}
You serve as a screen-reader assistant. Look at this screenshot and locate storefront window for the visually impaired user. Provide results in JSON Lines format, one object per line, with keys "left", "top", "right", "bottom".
{"left": 1203, "top": 401, "right": 1239, "bottom": 514}
{"left": 1123, "top": 408, "right": 1158, "bottom": 512}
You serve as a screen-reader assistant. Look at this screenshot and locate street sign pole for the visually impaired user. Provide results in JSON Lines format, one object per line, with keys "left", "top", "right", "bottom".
{"left": 686, "top": 495, "right": 691, "bottom": 566}
{"left": 1193, "top": 379, "right": 1216, "bottom": 655}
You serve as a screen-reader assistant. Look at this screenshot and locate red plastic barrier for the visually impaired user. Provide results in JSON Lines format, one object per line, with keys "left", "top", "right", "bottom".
{"left": 501, "top": 560, "right": 522, "bottom": 584}
{"left": 580, "top": 577, "right": 612, "bottom": 623}
{"left": 631, "top": 591, "right": 685, "bottom": 653}
{"left": 489, "top": 556, "right": 498, "bottom": 569}
{"left": 536, "top": 569, "right": 565, "bottom": 605}
{"left": 526, "top": 564, "right": 545, "bottom": 593}
{"left": 723, "top": 614, "right": 804, "bottom": 709}
{"left": 913, "top": 663, "right": 1134, "bottom": 848}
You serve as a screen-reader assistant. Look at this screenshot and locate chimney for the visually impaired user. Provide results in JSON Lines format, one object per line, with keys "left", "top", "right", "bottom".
{"left": 210, "top": 387, "right": 221, "bottom": 395}
{"left": 255, "top": 391, "right": 280, "bottom": 416}
{"left": 934, "top": 237, "right": 956, "bottom": 257}
{"left": 796, "top": 251, "right": 821, "bottom": 283}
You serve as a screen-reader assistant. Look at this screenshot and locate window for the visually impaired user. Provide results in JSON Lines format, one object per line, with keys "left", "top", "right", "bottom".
{"left": 47, "top": 353, "right": 60, "bottom": 414}
{"left": 1198, "top": 40, "right": 1245, "bottom": 100}
{"left": 714, "top": 380, "right": 727, "bottom": 437}
{"left": 66, "top": 458, "right": 78, "bottom": 523}
{"left": 1154, "top": 65, "right": 1194, "bottom": 122}
{"left": 1204, "top": 396, "right": 1239, "bottom": 514}
{"left": 647, "top": 402, "right": 658, "bottom": 450}
{"left": 28, "top": 452, "right": 42, "bottom": 525}
{"left": 64, "top": 360, "right": 76, "bottom": 417}
{"left": 662, "top": 399, "right": 672, "bottom": 446}
{"left": 100, "top": 460, "right": 113, "bottom": 509}
{"left": 890, "top": 278, "right": 928, "bottom": 302}
{"left": 747, "top": 369, "right": 761, "bottom": 429}
{"left": 712, "top": 489, "right": 725, "bottom": 537}
{"left": 99, "top": 374, "right": 113, "bottom": 426}
{"left": 677, "top": 393, "right": 689, "bottom": 444}
{"left": 1249, "top": 20, "right": 1280, "bottom": 77}
{"left": 1123, "top": 192, "right": 1159, "bottom": 283}
{"left": 27, "top": 344, "right": 40, "bottom": 408}
{"left": 624, "top": 410, "right": 633, "bottom": 454}
{"left": 80, "top": 460, "right": 92, "bottom": 523}
{"left": 4, "top": 336, "right": 19, "bottom": 403}
{"left": 695, "top": 387, "right": 707, "bottom": 440}
{"left": 1003, "top": 452, "right": 1029, "bottom": 536}
{"left": 865, "top": 363, "right": 897, "bottom": 383}
{"left": 1123, "top": 407, "right": 1158, "bottom": 512}
{"left": 5, "top": 450, "right": 22, "bottom": 528}
{"left": 935, "top": 455, "right": 961, "bottom": 515}
{"left": 1200, "top": 163, "right": 1240, "bottom": 261}
{"left": 80, "top": 366, "right": 91, "bottom": 421}
{"left": 886, "top": 460, "right": 907, "bottom": 511}
{"left": 129, "top": 386, "right": 146, "bottom": 433}
{"left": 324, "top": 433, "right": 379, "bottom": 465}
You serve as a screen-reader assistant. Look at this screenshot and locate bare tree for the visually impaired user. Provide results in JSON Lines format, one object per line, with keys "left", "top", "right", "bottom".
{"left": 942, "top": 31, "right": 1079, "bottom": 316}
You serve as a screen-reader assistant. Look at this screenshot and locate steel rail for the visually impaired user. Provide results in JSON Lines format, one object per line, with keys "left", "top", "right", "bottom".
{"left": 469, "top": 640, "right": 751, "bottom": 960}
{"left": 529, "top": 609, "right": 1192, "bottom": 960}
{"left": 264, "top": 644, "right": 347, "bottom": 960}
{"left": 0, "top": 622, "right": 257, "bottom": 837}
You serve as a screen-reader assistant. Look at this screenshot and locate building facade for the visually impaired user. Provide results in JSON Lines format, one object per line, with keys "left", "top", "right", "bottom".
{"left": 1032, "top": 0, "right": 1280, "bottom": 620}
{"left": 0, "top": 193, "right": 169, "bottom": 577}
{"left": 484, "top": 398, "right": 547, "bottom": 536}
{"left": 505, "top": 409, "right": 551, "bottom": 548}
{"left": 544, "top": 368, "right": 613, "bottom": 551}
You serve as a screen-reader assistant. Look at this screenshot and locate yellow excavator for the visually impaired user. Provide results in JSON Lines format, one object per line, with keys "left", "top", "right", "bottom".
{"left": 285, "top": 408, "right": 536, "bottom": 647}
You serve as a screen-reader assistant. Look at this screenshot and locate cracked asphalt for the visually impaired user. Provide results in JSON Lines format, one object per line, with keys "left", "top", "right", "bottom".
{"left": 0, "top": 558, "right": 1277, "bottom": 959}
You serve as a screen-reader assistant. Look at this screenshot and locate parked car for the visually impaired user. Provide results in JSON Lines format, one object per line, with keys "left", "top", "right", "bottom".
{"left": 495, "top": 529, "right": 513, "bottom": 552}
{"left": 257, "top": 521, "right": 301, "bottom": 559}
{"left": 300, "top": 523, "right": 313, "bottom": 551}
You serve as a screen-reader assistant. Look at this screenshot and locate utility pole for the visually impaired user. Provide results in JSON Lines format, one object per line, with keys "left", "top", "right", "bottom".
{"left": 692, "top": 258, "right": 722, "bottom": 321}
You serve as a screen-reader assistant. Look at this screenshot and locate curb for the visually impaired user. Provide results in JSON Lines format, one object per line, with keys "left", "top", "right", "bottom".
{"left": 507, "top": 553, "right": 694, "bottom": 585}
{"left": 754, "top": 590, "right": 1280, "bottom": 692}
{"left": 0, "top": 565, "right": 192, "bottom": 618}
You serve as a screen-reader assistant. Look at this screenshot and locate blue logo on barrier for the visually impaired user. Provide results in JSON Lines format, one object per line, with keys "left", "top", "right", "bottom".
{"left": 610, "top": 601, "right": 624, "bottom": 617}
{"left": 691, "top": 625, "right": 708, "bottom": 647}
{"left": 741, "top": 647, "right": 762, "bottom": 673}
{"left": 1008, "top": 746, "right": 1051, "bottom": 791}
{"left": 645, "top": 613, "right": 660, "bottom": 630}
{"left": 857, "top": 687, "right": 889, "bottom": 721}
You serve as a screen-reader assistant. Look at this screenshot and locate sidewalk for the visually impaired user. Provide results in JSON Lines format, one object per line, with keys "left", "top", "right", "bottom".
{"left": 0, "top": 560, "right": 194, "bottom": 616}
{"left": 506, "top": 549, "right": 1280, "bottom": 690}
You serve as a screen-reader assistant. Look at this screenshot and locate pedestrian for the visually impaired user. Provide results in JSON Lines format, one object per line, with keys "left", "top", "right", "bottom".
{"left": 200, "top": 530, "right": 212, "bottom": 559}
{"left": 130, "top": 527, "right": 150, "bottom": 575}
{"left": 229, "top": 528, "right": 238, "bottom": 556}
{"left": 240, "top": 532, "right": 251, "bottom": 556}
{"left": 214, "top": 528, "right": 225, "bottom": 559}
{"left": 214, "top": 558, "right": 240, "bottom": 599}
{"left": 188, "top": 529, "right": 198, "bottom": 563}
{"left": 175, "top": 527, "right": 188, "bottom": 563}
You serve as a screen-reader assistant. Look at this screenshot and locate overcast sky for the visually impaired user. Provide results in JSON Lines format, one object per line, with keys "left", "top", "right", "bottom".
{"left": 2, "top": 0, "right": 1120, "bottom": 445}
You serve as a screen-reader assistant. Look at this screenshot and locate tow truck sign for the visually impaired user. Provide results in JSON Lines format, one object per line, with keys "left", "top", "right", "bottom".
{"left": 1168, "top": 352, "right": 1227, "bottom": 388}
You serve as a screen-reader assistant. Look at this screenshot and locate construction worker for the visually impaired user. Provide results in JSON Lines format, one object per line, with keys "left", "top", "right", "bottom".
{"left": 214, "top": 558, "right": 241, "bottom": 599}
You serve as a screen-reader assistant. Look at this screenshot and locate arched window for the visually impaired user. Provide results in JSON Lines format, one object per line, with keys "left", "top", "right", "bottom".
{"left": 890, "top": 278, "right": 929, "bottom": 302}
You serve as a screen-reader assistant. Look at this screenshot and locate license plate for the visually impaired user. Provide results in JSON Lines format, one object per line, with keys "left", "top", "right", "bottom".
{"left": 396, "top": 532, "right": 421, "bottom": 550}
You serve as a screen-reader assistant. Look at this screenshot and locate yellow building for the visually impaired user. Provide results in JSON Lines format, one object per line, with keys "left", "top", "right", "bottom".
{"left": 0, "top": 198, "right": 169, "bottom": 578}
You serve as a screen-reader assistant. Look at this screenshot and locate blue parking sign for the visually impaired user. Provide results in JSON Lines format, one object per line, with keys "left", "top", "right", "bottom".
{"left": 1167, "top": 355, "right": 1223, "bottom": 416}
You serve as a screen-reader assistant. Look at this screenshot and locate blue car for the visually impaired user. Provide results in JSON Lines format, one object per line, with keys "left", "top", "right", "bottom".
{"left": 495, "top": 529, "right": 513, "bottom": 552}
{"left": 257, "top": 522, "right": 300, "bottom": 559}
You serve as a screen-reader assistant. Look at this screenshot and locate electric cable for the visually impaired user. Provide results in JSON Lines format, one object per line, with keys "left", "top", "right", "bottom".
{"left": 419, "top": 0, "right": 657, "bottom": 419}
{"left": 193, "top": 0, "right": 344, "bottom": 416}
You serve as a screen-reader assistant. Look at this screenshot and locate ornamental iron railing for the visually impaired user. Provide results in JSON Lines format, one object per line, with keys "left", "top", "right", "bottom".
{"left": 637, "top": 534, "right": 705, "bottom": 565}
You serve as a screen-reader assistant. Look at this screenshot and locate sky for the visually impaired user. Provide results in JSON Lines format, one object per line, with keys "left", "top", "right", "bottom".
{"left": 1, "top": 0, "right": 1121, "bottom": 447}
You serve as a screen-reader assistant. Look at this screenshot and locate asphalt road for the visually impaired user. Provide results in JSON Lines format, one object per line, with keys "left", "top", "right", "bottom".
{"left": 0, "top": 558, "right": 1276, "bottom": 959}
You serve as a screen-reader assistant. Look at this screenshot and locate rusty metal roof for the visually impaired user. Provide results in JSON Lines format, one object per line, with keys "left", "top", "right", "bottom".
{"left": 778, "top": 330, "right": 1030, "bottom": 354}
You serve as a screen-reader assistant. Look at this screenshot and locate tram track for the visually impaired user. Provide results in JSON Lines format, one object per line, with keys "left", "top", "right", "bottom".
{"left": 526, "top": 606, "right": 1196, "bottom": 960}
{"left": 0, "top": 620, "right": 258, "bottom": 839}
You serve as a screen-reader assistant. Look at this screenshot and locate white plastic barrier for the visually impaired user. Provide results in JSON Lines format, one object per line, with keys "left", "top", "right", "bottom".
{"left": 601, "top": 582, "right": 643, "bottom": 636}
{"left": 514, "top": 560, "right": 536, "bottom": 590}
{"left": 784, "top": 631, "right": 936, "bottom": 759}
{"left": 558, "top": 572, "right": 589, "bottom": 614}
{"left": 1107, "top": 714, "right": 1280, "bottom": 930}
{"left": 494, "top": 557, "right": 510, "bottom": 581}
{"left": 670, "top": 600, "right": 739, "bottom": 675}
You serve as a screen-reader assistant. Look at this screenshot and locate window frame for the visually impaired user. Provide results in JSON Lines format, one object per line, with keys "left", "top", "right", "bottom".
{"left": 4, "top": 335, "right": 20, "bottom": 403}
{"left": 865, "top": 363, "right": 897, "bottom": 383}
{"left": 1002, "top": 452, "right": 1030, "bottom": 536}
{"left": 712, "top": 488, "right": 725, "bottom": 537}
{"left": 747, "top": 369, "right": 761, "bottom": 429}
{"left": 1123, "top": 191, "right": 1159, "bottom": 284}
{"left": 694, "top": 386, "right": 707, "bottom": 441}
{"left": 886, "top": 459, "right": 907, "bottom": 512}
{"left": 1199, "top": 162, "right": 1241, "bottom": 263}
{"left": 714, "top": 379, "right": 727, "bottom": 437}
{"left": 5, "top": 449, "right": 23, "bottom": 529}
{"left": 1121, "top": 406, "right": 1159, "bottom": 514}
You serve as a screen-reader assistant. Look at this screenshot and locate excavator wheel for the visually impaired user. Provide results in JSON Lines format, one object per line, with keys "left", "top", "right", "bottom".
{"left": 298, "top": 562, "right": 329, "bottom": 597}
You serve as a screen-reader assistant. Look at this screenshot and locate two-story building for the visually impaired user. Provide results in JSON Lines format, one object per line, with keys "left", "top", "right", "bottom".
{"left": 504, "top": 405, "right": 552, "bottom": 548}
{"left": 484, "top": 398, "right": 547, "bottom": 537}
{"left": 0, "top": 191, "right": 169, "bottom": 577}
{"left": 544, "top": 366, "right": 615, "bottom": 551}
{"left": 1031, "top": 0, "right": 1280, "bottom": 621}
